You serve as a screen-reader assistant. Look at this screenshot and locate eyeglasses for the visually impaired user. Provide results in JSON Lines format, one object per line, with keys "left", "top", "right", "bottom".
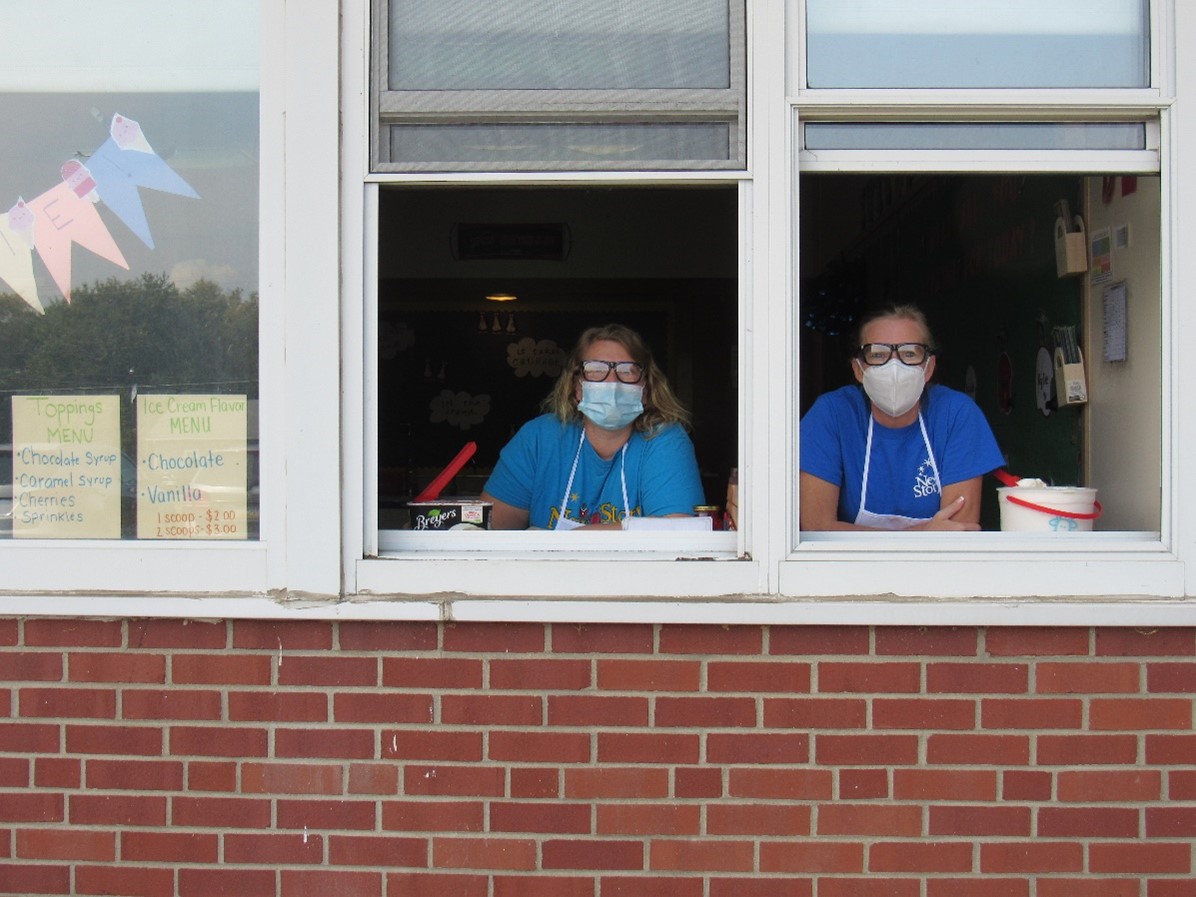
{"left": 580, "top": 360, "right": 645, "bottom": 383}
{"left": 857, "top": 343, "right": 933, "bottom": 366}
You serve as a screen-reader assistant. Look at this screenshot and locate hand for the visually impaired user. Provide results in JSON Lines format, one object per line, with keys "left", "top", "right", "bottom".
{"left": 917, "top": 495, "right": 980, "bottom": 532}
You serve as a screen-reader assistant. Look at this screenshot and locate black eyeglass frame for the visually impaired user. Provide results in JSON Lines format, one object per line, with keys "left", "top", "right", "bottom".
{"left": 856, "top": 342, "right": 935, "bottom": 367}
{"left": 578, "top": 359, "right": 645, "bottom": 383}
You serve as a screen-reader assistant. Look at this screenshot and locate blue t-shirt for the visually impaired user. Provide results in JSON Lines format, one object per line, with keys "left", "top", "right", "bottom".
{"left": 483, "top": 415, "right": 705, "bottom": 529}
{"left": 800, "top": 384, "right": 1004, "bottom": 523}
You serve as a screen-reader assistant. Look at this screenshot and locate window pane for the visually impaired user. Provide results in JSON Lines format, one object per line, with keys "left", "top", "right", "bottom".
{"left": 390, "top": 0, "right": 730, "bottom": 90}
{"left": 805, "top": 0, "right": 1150, "bottom": 89}
{"left": 0, "top": 2, "right": 260, "bottom": 540}
{"left": 390, "top": 122, "right": 732, "bottom": 166}
{"left": 804, "top": 122, "right": 1147, "bottom": 151}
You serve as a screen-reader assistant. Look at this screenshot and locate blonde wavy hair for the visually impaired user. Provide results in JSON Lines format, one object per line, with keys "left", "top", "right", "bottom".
{"left": 542, "top": 323, "right": 691, "bottom": 434}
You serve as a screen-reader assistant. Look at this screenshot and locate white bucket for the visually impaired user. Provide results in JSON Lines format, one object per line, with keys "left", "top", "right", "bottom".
{"left": 997, "top": 486, "right": 1100, "bottom": 532}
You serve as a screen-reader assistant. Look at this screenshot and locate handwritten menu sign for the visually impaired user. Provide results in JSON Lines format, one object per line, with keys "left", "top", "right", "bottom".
{"left": 136, "top": 394, "right": 248, "bottom": 540}
{"left": 11, "top": 396, "right": 123, "bottom": 539}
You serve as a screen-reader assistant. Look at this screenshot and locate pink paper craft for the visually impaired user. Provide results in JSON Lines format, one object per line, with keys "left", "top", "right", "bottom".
{"left": 27, "top": 182, "right": 129, "bottom": 302}
{"left": 0, "top": 210, "right": 43, "bottom": 313}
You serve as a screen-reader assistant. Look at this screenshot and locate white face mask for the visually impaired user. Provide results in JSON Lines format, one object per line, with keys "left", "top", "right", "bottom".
{"left": 861, "top": 358, "right": 927, "bottom": 418}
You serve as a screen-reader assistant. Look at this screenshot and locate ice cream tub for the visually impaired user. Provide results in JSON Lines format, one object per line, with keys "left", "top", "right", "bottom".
{"left": 408, "top": 498, "right": 492, "bottom": 531}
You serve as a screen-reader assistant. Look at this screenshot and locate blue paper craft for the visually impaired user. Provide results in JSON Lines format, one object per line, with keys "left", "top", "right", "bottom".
{"left": 88, "top": 139, "right": 199, "bottom": 249}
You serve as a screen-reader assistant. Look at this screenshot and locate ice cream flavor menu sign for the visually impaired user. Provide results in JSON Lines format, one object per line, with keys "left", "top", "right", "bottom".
{"left": 136, "top": 394, "right": 248, "bottom": 540}
{"left": 11, "top": 395, "right": 123, "bottom": 539}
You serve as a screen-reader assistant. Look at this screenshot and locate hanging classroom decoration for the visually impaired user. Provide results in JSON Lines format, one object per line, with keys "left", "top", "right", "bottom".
{"left": 0, "top": 113, "right": 199, "bottom": 313}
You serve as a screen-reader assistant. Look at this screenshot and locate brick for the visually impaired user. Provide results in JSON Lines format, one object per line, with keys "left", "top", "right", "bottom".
{"left": 436, "top": 836, "right": 538, "bottom": 870}
{"left": 818, "top": 877, "right": 920, "bottom": 897}
{"left": 870, "top": 841, "right": 973, "bottom": 873}
{"left": 1146, "top": 734, "right": 1196, "bottom": 764}
{"left": 0, "top": 757, "right": 27, "bottom": 786}
{"left": 986, "top": 627, "right": 1089, "bottom": 656}
{"left": 873, "top": 698, "right": 976, "bottom": 729}
{"left": 565, "top": 767, "right": 668, "bottom": 800}
{"left": 441, "top": 694, "right": 542, "bottom": 726}
{"left": 86, "top": 759, "right": 184, "bottom": 791}
{"left": 443, "top": 622, "right": 545, "bottom": 654}
{"left": 929, "top": 805, "right": 1031, "bottom": 837}
{"left": 1096, "top": 628, "right": 1194, "bottom": 657}
{"left": 275, "top": 727, "right": 375, "bottom": 760}
{"left": 16, "top": 828, "right": 114, "bottom": 861}
{"left": 928, "top": 663, "right": 1028, "bottom": 694}
{"left": 707, "top": 661, "right": 811, "bottom": 693}
{"left": 335, "top": 692, "right": 434, "bottom": 724}
{"left": 277, "top": 655, "right": 378, "bottom": 687}
{"left": 1037, "top": 734, "right": 1138, "bottom": 765}
{"left": 543, "top": 838, "right": 643, "bottom": 871}
{"left": 1147, "top": 883, "right": 1196, "bottom": 897}
{"left": 128, "top": 618, "right": 227, "bottom": 649}
{"left": 770, "top": 626, "right": 870, "bottom": 655}
{"left": 178, "top": 868, "right": 277, "bottom": 896}
{"left": 1002, "top": 770, "right": 1052, "bottom": 801}
{"left": 1091, "top": 698, "right": 1192, "bottom": 730}
{"left": 597, "top": 659, "right": 701, "bottom": 692}
{"left": 875, "top": 626, "right": 980, "bottom": 656}
{"left": 68, "top": 794, "right": 167, "bottom": 827}
{"left": 839, "top": 769, "right": 888, "bottom": 799}
{"left": 760, "top": 839, "right": 864, "bottom": 873}
{"left": 172, "top": 796, "right": 273, "bottom": 829}
{"left": 1169, "top": 770, "right": 1196, "bottom": 800}
{"left": 489, "top": 731, "right": 591, "bottom": 763}
{"left": 510, "top": 767, "right": 558, "bottom": 799}
{"left": 338, "top": 620, "right": 438, "bottom": 652}
{"left": 35, "top": 757, "right": 80, "bottom": 789}
{"left": 76, "top": 865, "right": 173, "bottom": 897}
{"left": 926, "top": 734, "right": 1030, "bottom": 766}
{"left": 224, "top": 832, "right": 325, "bottom": 864}
{"left": 382, "top": 657, "right": 483, "bottom": 689}
{"left": 1039, "top": 880, "right": 1140, "bottom": 897}
{"left": 707, "top": 803, "right": 810, "bottom": 836}
{"left": 927, "top": 880, "right": 1029, "bottom": 897}
{"left": 228, "top": 690, "right": 328, "bottom": 722}
{"left": 0, "top": 652, "right": 62, "bottom": 681}
{"left": 69, "top": 652, "right": 165, "bottom": 683}
{"left": 548, "top": 695, "right": 648, "bottom": 728}
{"left": 231, "top": 619, "right": 333, "bottom": 651}
{"left": 348, "top": 763, "right": 399, "bottom": 795}
{"left": 651, "top": 838, "right": 754, "bottom": 872}
{"left": 491, "top": 659, "right": 591, "bottom": 690}
{"left": 494, "top": 876, "right": 599, "bottom": 897}
{"left": 655, "top": 696, "right": 756, "bottom": 728}
{"left": 894, "top": 769, "right": 998, "bottom": 801}
{"left": 1147, "top": 807, "right": 1196, "bottom": 837}
{"left": 597, "top": 803, "right": 701, "bottom": 836}
{"left": 280, "top": 870, "right": 383, "bottom": 896}
{"left": 1037, "top": 662, "right": 1141, "bottom": 693}
{"left": 24, "top": 619, "right": 122, "bottom": 648}
{"left": 980, "top": 841, "right": 1083, "bottom": 873}
{"left": 0, "top": 864, "right": 70, "bottom": 894}
{"left": 0, "top": 793, "right": 62, "bottom": 823}
{"left": 674, "top": 766, "right": 722, "bottom": 798}
{"left": 489, "top": 801, "right": 591, "bottom": 834}
{"left": 169, "top": 725, "right": 268, "bottom": 758}
{"left": 382, "top": 800, "right": 484, "bottom": 833}
{"left": 819, "top": 662, "right": 920, "bottom": 693}
{"left": 602, "top": 876, "right": 704, "bottom": 897}
{"left": 707, "top": 732, "right": 808, "bottom": 765}
{"left": 729, "top": 769, "right": 833, "bottom": 801}
{"left": 172, "top": 652, "right": 272, "bottom": 685}
{"left": 404, "top": 765, "right": 506, "bottom": 798}
{"left": 121, "top": 831, "right": 218, "bottom": 863}
{"left": 387, "top": 873, "right": 488, "bottom": 897}
{"left": 1039, "top": 806, "right": 1140, "bottom": 837}
{"left": 981, "top": 698, "right": 1083, "bottom": 729}
{"left": 598, "top": 732, "right": 700, "bottom": 765}
{"left": 550, "top": 623, "right": 654, "bottom": 654}
{"left": 1090, "top": 842, "right": 1191, "bottom": 873}
{"left": 659, "top": 625, "right": 762, "bottom": 656}
{"left": 815, "top": 734, "right": 920, "bottom": 765}
{"left": 711, "top": 879, "right": 812, "bottom": 897}
{"left": 1148, "top": 662, "right": 1196, "bottom": 692}
{"left": 187, "top": 761, "right": 238, "bottom": 792}
{"left": 20, "top": 687, "right": 116, "bottom": 719}
{"left": 241, "top": 762, "right": 343, "bottom": 795}
{"left": 0, "top": 619, "right": 16, "bottom": 645}
{"left": 764, "top": 697, "right": 867, "bottom": 729}
{"left": 384, "top": 729, "right": 483, "bottom": 762}
{"left": 1058, "top": 769, "right": 1161, "bottom": 802}
{"left": 0, "top": 722, "right": 60, "bottom": 753}
{"left": 276, "top": 798, "right": 376, "bottom": 831}
{"left": 817, "top": 803, "right": 922, "bottom": 836}
{"left": 121, "top": 688, "right": 222, "bottom": 720}
{"left": 328, "top": 834, "right": 428, "bottom": 867}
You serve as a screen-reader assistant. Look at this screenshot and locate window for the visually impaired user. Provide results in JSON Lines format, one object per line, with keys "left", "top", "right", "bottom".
{"left": 370, "top": 0, "right": 747, "bottom": 171}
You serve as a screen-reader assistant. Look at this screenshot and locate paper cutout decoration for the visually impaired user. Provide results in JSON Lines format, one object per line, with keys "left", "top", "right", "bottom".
{"left": 26, "top": 182, "right": 130, "bottom": 302}
{"left": 0, "top": 199, "right": 43, "bottom": 313}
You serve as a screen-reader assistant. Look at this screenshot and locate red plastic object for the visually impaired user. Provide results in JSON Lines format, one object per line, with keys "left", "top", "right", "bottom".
{"left": 413, "top": 441, "right": 477, "bottom": 502}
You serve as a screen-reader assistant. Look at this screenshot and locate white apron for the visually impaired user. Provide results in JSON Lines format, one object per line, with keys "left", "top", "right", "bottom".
{"left": 554, "top": 430, "right": 630, "bottom": 530}
{"left": 853, "top": 412, "right": 941, "bottom": 530}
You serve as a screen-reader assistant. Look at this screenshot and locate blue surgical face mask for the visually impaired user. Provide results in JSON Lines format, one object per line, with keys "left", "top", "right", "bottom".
{"left": 578, "top": 381, "right": 644, "bottom": 431}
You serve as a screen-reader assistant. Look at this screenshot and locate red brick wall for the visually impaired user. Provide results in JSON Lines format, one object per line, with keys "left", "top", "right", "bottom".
{"left": 1, "top": 618, "right": 1193, "bottom": 897}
